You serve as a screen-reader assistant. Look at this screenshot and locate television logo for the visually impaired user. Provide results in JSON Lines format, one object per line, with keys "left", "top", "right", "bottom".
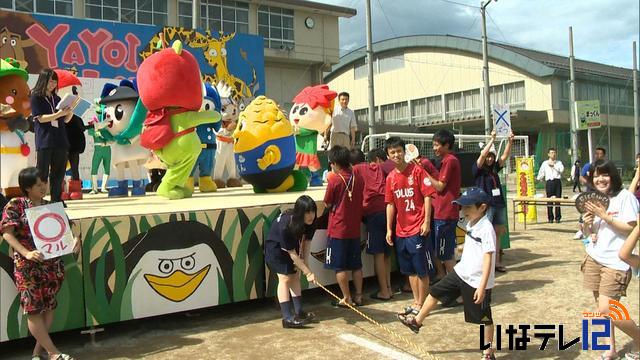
{"left": 480, "top": 300, "right": 630, "bottom": 351}
{"left": 581, "top": 300, "right": 630, "bottom": 351}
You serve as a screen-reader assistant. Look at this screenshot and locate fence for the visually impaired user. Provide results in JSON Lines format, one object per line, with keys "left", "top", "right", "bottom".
{"left": 360, "top": 133, "right": 530, "bottom": 174}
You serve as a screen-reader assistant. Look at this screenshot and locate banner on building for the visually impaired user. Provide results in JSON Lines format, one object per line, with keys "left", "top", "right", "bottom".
{"left": 515, "top": 157, "right": 537, "bottom": 223}
{"left": 575, "top": 100, "right": 602, "bottom": 130}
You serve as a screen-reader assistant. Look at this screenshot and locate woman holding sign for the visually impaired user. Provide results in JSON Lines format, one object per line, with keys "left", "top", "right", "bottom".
{"left": 30, "top": 69, "right": 73, "bottom": 203}
{"left": 581, "top": 161, "right": 640, "bottom": 360}
{"left": 1, "top": 167, "right": 79, "bottom": 360}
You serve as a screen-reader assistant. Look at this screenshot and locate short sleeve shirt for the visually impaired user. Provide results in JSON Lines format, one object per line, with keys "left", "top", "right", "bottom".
{"left": 331, "top": 106, "right": 357, "bottom": 134}
{"left": 580, "top": 163, "right": 592, "bottom": 177}
{"left": 264, "top": 213, "right": 298, "bottom": 256}
{"left": 30, "top": 94, "right": 70, "bottom": 151}
{"left": 454, "top": 215, "right": 496, "bottom": 289}
{"left": 586, "top": 189, "right": 639, "bottom": 271}
{"left": 355, "top": 163, "right": 386, "bottom": 216}
{"left": 472, "top": 162, "right": 505, "bottom": 207}
{"left": 385, "top": 163, "right": 436, "bottom": 237}
{"left": 433, "top": 153, "right": 461, "bottom": 220}
{"left": 324, "top": 167, "right": 365, "bottom": 239}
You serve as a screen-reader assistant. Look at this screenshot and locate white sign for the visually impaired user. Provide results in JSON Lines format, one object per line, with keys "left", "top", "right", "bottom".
{"left": 26, "top": 202, "right": 74, "bottom": 259}
{"left": 492, "top": 104, "right": 511, "bottom": 137}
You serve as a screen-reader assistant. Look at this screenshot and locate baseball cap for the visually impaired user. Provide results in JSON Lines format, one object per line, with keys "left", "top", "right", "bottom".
{"left": 453, "top": 187, "right": 490, "bottom": 206}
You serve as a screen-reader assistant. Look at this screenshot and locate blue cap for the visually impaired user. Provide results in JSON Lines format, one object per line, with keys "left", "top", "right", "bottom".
{"left": 453, "top": 187, "right": 490, "bottom": 206}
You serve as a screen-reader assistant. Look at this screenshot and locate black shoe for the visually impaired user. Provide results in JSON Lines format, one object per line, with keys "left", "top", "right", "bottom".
{"left": 555, "top": 219, "right": 561, "bottom": 223}
{"left": 282, "top": 318, "right": 306, "bottom": 328}
{"left": 297, "top": 311, "right": 316, "bottom": 323}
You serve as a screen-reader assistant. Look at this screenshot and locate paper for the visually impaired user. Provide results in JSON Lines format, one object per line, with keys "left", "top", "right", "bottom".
{"left": 26, "top": 202, "right": 74, "bottom": 259}
{"left": 51, "top": 120, "right": 58, "bottom": 128}
{"left": 56, "top": 93, "right": 78, "bottom": 110}
{"left": 72, "top": 98, "right": 92, "bottom": 117}
{"left": 493, "top": 104, "right": 511, "bottom": 137}
{"left": 492, "top": 188, "right": 501, "bottom": 196}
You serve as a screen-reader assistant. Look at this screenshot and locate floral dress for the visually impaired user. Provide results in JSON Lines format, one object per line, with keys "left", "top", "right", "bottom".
{"left": 0, "top": 197, "right": 64, "bottom": 314}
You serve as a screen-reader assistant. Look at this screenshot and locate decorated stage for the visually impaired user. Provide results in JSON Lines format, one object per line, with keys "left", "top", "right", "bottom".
{"left": 0, "top": 185, "right": 381, "bottom": 343}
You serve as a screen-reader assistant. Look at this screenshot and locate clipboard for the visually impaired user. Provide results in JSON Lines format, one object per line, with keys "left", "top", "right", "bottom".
{"left": 56, "top": 93, "right": 79, "bottom": 110}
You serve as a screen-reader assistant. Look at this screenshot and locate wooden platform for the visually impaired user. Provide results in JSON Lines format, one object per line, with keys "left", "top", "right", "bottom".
{"left": 65, "top": 185, "right": 327, "bottom": 219}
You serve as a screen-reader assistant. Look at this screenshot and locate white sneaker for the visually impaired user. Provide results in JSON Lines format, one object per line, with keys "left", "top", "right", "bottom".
{"left": 573, "top": 230, "right": 583, "bottom": 240}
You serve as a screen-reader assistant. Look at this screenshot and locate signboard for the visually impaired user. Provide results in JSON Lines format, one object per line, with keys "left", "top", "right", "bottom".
{"left": 515, "top": 157, "right": 537, "bottom": 223}
{"left": 493, "top": 104, "right": 511, "bottom": 137}
{"left": 576, "top": 100, "right": 602, "bottom": 130}
{"left": 25, "top": 202, "right": 74, "bottom": 259}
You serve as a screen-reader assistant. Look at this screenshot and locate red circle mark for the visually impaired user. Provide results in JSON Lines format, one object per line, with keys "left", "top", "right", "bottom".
{"left": 33, "top": 213, "right": 66, "bottom": 243}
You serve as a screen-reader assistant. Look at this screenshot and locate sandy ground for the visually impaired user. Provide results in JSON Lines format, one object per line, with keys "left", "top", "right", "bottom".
{"left": 3, "top": 187, "right": 639, "bottom": 360}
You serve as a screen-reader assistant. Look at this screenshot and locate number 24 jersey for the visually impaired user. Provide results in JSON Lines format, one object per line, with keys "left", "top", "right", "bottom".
{"left": 384, "top": 163, "right": 436, "bottom": 237}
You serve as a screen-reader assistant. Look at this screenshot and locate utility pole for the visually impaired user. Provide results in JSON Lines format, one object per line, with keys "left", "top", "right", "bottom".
{"left": 481, "top": 0, "right": 494, "bottom": 135}
{"left": 633, "top": 41, "right": 639, "bottom": 155}
{"left": 569, "top": 27, "right": 581, "bottom": 164}
{"left": 365, "top": 0, "right": 376, "bottom": 149}
{"left": 192, "top": 0, "right": 200, "bottom": 30}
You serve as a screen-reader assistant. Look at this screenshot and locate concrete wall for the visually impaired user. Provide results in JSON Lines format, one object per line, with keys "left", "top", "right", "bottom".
{"left": 264, "top": 62, "right": 313, "bottom": 110}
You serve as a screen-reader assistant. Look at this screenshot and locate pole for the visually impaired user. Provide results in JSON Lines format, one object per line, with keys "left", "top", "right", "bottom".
{"left": 569, "top": 27, "right": 580, "bottom": 165}
{"left": 481, "top": 1, "right": 492, "bottom": 135}
{"left": 192, "top": 0, "right": 200, "bottom": 30}
{"left": 633, "top": 41, "right": 639, "bottom": 155}
{"left": 365, "top": 0, "right": 376, "bottom": 149}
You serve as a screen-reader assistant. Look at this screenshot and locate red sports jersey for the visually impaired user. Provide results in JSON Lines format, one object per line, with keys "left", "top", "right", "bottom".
{"left": 354, "top": 163, "right": 386, "bottom": 216}
{"left": 385, "top": 163, "right": 436, "bottom": 237}
{"left": 433, "top": 152, "right": 461, "bottom": 220}
{"left": 324, "top": 167, "right": 365, "bottom": 239}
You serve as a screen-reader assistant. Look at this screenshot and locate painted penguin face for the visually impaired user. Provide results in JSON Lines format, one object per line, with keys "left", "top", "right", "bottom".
{"left": 135, "top": 243, "right": 217, "bottom": 303}
{"left": 103, "top": 99, "right": 137, "bottom": 136}
{"left": 57, "top": 84, "right": 82, "bottom": 99}
{"left": 289, "top": 102, "right": 331, "bottom": 133}
{"left": 200, "top": 98, "right": 217, "bottom": 112}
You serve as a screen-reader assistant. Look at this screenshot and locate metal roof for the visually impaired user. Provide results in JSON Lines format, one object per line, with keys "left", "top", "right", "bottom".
{"left": 324, "top": 34, "right": 633, "bottom": 82}
{"left": 258, "top": 0, "right": 357, "bottom": 17}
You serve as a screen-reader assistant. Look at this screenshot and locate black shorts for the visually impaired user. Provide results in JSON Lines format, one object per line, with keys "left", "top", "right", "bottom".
{"left": 266, "top": 258, "right": 296, "bottom": 275}
{"left": 429, "top": 271, "right": 493, "bottom": 325}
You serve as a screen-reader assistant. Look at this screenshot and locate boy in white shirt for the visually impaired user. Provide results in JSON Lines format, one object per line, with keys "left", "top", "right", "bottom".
{"left": 398, "top": 187, "right": 497, "bottom": 360}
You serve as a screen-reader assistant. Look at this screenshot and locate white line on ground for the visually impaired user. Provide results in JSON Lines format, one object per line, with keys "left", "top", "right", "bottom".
{"left": 338, "top": 333, "right": 419, "bottom": 360}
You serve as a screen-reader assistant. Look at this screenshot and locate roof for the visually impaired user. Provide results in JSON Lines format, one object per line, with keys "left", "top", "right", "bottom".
{"left": 324, "top": 34, "right": 633, "bottom": 82}
{"left": 259, "top": 0, "right": 357, "bottom": 17}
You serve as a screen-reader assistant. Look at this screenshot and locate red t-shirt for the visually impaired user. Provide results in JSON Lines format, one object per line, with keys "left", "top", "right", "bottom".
{"left": 385, "top": 163, "right": 436, "bottom": 237}
{"left": 432, "top": 152, "right": 461, "bottom": 220}
{"left": 420, "top": 158, "right": 439, "bottom": 178}
{"left": 324, "top": 167, "right": 365, "bottom": 239}
{"left": 354, "top": 163, "right": 386, "bottom": 216}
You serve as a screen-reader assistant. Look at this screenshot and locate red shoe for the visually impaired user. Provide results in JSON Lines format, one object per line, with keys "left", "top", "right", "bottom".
{"left": 69, "top": 180, "right": 83, "bottom": 200}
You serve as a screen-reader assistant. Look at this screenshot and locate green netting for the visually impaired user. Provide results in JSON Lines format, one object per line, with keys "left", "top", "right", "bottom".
{"left": 534, "top": 130, "right": 571, "bottom": 189}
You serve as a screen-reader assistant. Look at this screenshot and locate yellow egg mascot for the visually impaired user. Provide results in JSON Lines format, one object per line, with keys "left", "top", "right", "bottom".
{"left": 233, "top": 96, "right": 307, "bottom": 193}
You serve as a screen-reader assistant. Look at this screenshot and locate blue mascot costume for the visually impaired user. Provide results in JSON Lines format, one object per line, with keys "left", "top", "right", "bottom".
{"left": 186, "top": 83, "right": 222, "bottom": 192}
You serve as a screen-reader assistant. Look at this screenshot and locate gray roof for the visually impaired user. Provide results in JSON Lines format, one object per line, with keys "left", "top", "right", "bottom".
{"left": 325, "top": 34, "right": 633, "bottom": 82}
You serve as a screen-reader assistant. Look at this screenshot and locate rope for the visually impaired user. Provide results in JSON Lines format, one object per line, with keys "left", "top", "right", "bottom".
{"left": 313, "top": 281, "right": 440, "bottom": 360}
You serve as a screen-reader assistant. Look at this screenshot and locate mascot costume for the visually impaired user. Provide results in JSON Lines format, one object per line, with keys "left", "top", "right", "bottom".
{"left": 212, "top": 81, "right": 242, "bottom": 188}
{"left": 290, "top": 84, "right": 336, "bottom": 186}
{"left": 88, "top": 92, "right": 113, "bottom": 194}
{"left": 186, "top": 83, "right": 222, "bottom": 193}
{"left": 98, "top": 81, "right": 148, "bottom": 197}
{"left": 233, "top": 96, "right": 307, "bottom": 193}
{"left": 0, "top": 58, "right": 31, "bottom": 198}
{"left": 54, "top": 69, "right": 87, "bottom": 200}
{"left": 137, "top": 41, "right": 221, "bottom": 200}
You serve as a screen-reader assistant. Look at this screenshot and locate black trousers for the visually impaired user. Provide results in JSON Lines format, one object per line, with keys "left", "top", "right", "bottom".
{"left": 68, "top": 151, "right": 80, "bottom": 180}
{"left": 545, "top": 179, "right": 562, "bottom": 221}
{"left": 572, "top": 178, "right": 582, "bottom": 192}
{"left": 37, "top": 148, "right": 68, "bottom": 203}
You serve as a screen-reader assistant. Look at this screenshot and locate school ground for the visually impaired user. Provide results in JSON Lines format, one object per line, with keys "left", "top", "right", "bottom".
{"left": 3, "top": 186, "right": 640, "bottom": 360}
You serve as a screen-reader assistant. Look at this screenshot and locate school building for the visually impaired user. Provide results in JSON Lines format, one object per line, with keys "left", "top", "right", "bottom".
{"left": 324, "top": 35, "right": 637, "bottom": 167}
{"left": 0, "top": 0, "right": 356, "bottom": 107}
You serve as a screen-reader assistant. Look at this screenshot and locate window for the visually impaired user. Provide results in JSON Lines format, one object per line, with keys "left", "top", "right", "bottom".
{"left": 463, "top": 89, "right": 481, "bottom": 112}
{"left": 381, "top": 101, "right": 409, "bottom": 125}
{"left": 86, "top": 0, "right": 167, "bottom": 25}
{"left": 355, "top": 108, "right": 379, "bottom": 126}
{"left": 2, "top": 0, "right": 73, "bottom": 16}
{"left": 427, "top": 96, "right": 442, "bottom": 120}
{"left": 178, "top": 0, "right": 248, "bottom": 33}
{"left": 378, "top": 52, "right": 404, "bottom": 73}
{"left": 258, "top": 5, "right": 294, "bottom": 49}
{"left": 411, "top": 98, "right": 427, "bottom": 124}
{"left": 445, "top": 92, "right": 463, "bottom": 118}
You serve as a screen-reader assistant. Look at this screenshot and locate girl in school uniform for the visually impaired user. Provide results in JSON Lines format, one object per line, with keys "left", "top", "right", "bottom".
{"left": 264, "top": 195, "right": 318, "bottom": 328}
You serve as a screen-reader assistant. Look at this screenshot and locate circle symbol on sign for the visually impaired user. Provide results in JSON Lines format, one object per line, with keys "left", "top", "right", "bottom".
{"left": 33, "top": 212, "right": 66, "bottom": 243}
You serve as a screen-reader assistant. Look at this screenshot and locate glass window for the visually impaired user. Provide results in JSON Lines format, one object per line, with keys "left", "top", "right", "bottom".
{"left": 121, "top": 8, "right": 136, "bottom": 23}
{"left": 8, "top": 0, "right": 72, "bottom": 15}
{"left": 85, "top": 0, "right": 167, "bottom": 25}
{"left": 188, "top": 0, "right": 249, "bottom": 33}
{"left": 427, "top": 96, "right": 442, "bottom": 117}
{"left": 0, "top": 0, "right": 12, "bottom": 8}
{"left": 258, "top": 5, "right": 294, "bottom": 49}
{"left": 137, "top": 0, "right": 151, "bottom": 11}
{"left": 103, "top": 6, "right": 118, "bottom": 20}
{"left": 381, "top": 102, "right": 409, "bottom": 125}
{"left": 86, "top": 4, "right": 102, "bottom": 18}
{"left": 36, "top": 0, "right": 53, "bottom": 14}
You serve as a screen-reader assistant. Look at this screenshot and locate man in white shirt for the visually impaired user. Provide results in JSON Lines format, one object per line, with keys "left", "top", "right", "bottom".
{"left": 326, "top": 92, "right": 357, "bottom": 149}
{"left": 536, "top": 147, "right": 564, "bottom": 223}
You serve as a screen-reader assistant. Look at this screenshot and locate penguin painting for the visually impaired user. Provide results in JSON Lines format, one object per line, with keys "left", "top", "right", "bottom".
{"left": 98, "top": 218, "right": 233, "bottom": 320}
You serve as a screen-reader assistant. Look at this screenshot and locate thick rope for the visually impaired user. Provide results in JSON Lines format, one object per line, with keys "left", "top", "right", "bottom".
{"left": 314, "top": 281, "right": 439, "bottom": 360}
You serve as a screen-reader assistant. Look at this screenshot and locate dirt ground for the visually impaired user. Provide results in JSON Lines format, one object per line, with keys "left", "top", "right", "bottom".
{"left": 3, "top": 187, "right": 639, "bottom": 360}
